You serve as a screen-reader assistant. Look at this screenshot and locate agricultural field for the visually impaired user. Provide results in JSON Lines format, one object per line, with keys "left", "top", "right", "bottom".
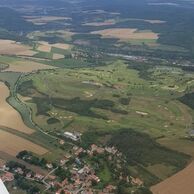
{"left": 0, "top": 54, "right": 55, "bottom": 73}
{"left": 4, "top": 60, "right": 55, "bottom": 73}
{"left": 13, "top": 57, "right": 194, "bottom": 191}
{"left": 23, "top": 16, "right": 71, "bottom": 25}
{"left": 151, "top": 161, "right": 194, "bottom": 194}
{"left": 83, "top": 19, "right": 117, "bottom": 26}
{"left": 83, "top": 18, "right": 165, "bottom": 27}
{"left": 1, "top": 0, "right": 194, "bottom": 193}
{"left": 91, "top": 28, "right": 159, "bottom": 42}
{"left": 36, "top": 41, "right": 71, "bottom": 53}
{"left": 27, "top": 30, "right": 75, "bottom": 42}
{"left": 0, "top": 129, "right": 48, "bottom": 156}
{"left": 0, "top": 39, "right": 36, "bottom": 56}
{"left": 0, "top": 82, "right": 34, "bottom": 134}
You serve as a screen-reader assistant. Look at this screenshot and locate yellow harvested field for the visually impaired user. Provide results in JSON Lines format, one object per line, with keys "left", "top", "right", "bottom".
{"left": 0, "top": 129, "right": 48, "bottom": 156}
{"left": 84, "top": 19, "right": 165, "bottom": 27}
{"left": 127, "top": 18, "right": 166, "bottom": 24}
{"left": 52, "top": 43, "right": 71, "bottom": 50}
{"left": 83, "top": 20, "right": 116, "bottom": 26}
{"left": 0, "top": 82, "right": 34, "bottom": 134}
{"left": 4, "top": 60, "right": 55, "bottom": 73}
{"left": 53, "top": 53, "right": 64, "bottom": 60}
{"left": 28, "top": 30, "right": 75, "bottom": 40}
{"left": 37, "top": 41, "right": 71, "bottom": 52}
{"left": 151, "top": 161, "right": 194, "bottom": 194}
{"left": 0, "top": 39, "right": 36, "bottom": 56}
{"left": 91, "top": 28, "right": 159, "bottom": 40}
{"left": 17, "top": 50, "right": 37, "bottom": 56}
{"left": 24, "top": 16, "right": 71, "bottom": 25}
{"left": 37, "top": 41, "right": 52, "bottom": 52}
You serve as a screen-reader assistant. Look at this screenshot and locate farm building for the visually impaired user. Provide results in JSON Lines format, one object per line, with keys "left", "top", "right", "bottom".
{"left": 64, "top": 132, "right": 81, "bottom": 141}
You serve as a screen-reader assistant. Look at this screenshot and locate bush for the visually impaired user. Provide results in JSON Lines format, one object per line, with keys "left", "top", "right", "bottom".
{"left": 47, "top": 117, "right": 60, "bottom": 124}
{"left": 119, "top": 97, "right": 131, "bottom": 105}
{"left": 109, "top": 129, "right": 190, "bottom": 167}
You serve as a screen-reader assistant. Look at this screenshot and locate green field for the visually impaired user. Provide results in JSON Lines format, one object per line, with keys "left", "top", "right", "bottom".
{"left": 0, "top": 69, "right": 72, "bottom": 163}
{"left": 13, "top": 59, "right": 194, "bottom": 183}
{"left": 16, "top": 61, "right": 194, "bottom": 138}
{"left": 2, "top": 1, "right": 194, "bottom": 193}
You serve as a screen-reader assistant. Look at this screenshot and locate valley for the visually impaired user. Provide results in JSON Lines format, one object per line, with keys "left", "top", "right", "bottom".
{"left": 0, "top": 0, "right": 194, "bottom": 193}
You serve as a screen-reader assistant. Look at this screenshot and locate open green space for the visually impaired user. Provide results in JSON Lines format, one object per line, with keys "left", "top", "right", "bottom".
{"left": 1, "top": 1, "right": 194, "bottom": 192}
{"left": 16, "top": 61, "right": 194, "bottom": 138}
{"left": 13, "top": 59, "right": 194, "bottom": 186}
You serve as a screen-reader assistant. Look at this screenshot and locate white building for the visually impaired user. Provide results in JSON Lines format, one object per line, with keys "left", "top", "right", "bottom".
{"left": 64, "top": 132, "right": 80, "bottom": 141}
{"left": 0, "top": 179, "right": 9, "bottom": 194}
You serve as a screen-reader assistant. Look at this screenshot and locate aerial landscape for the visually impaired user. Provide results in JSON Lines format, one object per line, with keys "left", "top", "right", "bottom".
{"left": 1, "top": 0, "right": 194, "bottom": 193}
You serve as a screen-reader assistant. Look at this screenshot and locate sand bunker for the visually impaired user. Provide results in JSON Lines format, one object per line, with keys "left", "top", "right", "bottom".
{"left": 0, "top": 82, "right": 34, "bottom": 134}
{"left": 136, "top": 111, "right": 148, "bottom": 116}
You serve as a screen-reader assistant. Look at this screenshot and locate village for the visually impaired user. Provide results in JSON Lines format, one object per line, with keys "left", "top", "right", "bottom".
{"left": 0, "top": 131, "right": 144, "bottom": 194}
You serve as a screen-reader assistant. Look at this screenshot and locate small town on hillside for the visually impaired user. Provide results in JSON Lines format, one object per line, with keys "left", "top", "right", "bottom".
{"left": 0, "top": 131, "right": 144, "bottom": 194}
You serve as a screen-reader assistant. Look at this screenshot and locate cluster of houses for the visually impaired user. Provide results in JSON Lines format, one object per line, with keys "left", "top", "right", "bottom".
{"left": 55, "top": 165, "right": 102, "bottom": 194}
{"left": 89, "top": 144, "right": 119, "bottom": 156}
{"left": 0, "top": 163, "right": 45, "bottom": 182}
{"left": 0, "top": 133, "right": 144, "bottom": 194}
{"left": 54, "top": 143, "right": 132, "bottom": 194}
{"left": 0, "top": 171, "right": 14, "bottom": 183}
{"left": 0, "top": 164, "right": 15, "bottom": 183}
{"left": 0, "top": 143, "right": 119, "bottom": 193}
{"left": 55, "top": 144, "right": 120, "bottom": 194}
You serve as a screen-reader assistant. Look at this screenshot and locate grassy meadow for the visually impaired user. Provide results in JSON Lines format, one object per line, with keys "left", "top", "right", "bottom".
{"left": 1, "top": 1, "right": 194, "bottom": 192}
{"left": 14, "top": 58, "right": 194, "bottom": 182}
{"left": 17, "top": 61, "right": 194, "bottom": 138}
